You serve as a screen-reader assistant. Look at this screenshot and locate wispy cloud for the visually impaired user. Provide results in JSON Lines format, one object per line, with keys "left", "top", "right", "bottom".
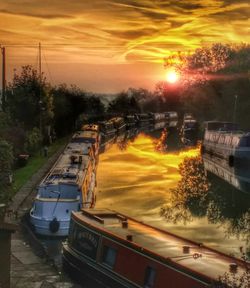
{"left": 0, "top": 0, "right": 249, "bottom": 64}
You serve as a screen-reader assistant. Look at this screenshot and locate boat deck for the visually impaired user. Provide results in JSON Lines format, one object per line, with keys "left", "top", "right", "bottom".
{"left": 73, "top": 209, "right": 248, "bottom": 282}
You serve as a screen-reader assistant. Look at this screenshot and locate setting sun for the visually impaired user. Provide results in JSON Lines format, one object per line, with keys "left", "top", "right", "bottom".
{"left": 166, "top": 70, "right": 179, "bottom": 83}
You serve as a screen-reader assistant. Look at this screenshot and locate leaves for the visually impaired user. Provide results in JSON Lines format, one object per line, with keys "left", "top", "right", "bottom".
{"left": 0, "top": 140, "right": 13, "bottom": 203}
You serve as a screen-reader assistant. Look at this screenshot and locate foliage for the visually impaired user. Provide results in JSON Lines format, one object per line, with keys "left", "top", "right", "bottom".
{"left": 161, "top": 156, "right": 210, "bottom": 224}
{"left": 161, "top": 156, "right": 250, "bottom": 245}
{"left": 24, "top": 127, "right": 42, "bottom": 155}
{"left": 163, "top": 43, "right": 250, "bottom": 128}
{"left": 107, "top": 91, "right": 141, "bottom": 115}
{"left": 6, "top": 65, "right": 54, "bottom": 133}
{"left": 13, "top": 137, "right": 67, "bottom": 193}
{"left": 86, "top": 94, "right": 105, "bottom": 116}
{"left": 0, "top": 112, "right": 11, "bottom": 133}
{"left": 213, "top": 265, "right": 250, "bottom": 288}
{"left": 0, "top": 140, "right": 13, "bottom": 203}
{"left": 52, "top": 84, "right": 87, "bottom": 136}
{"left": 2, "top": 126, "right": 26, "bottom": 156}
{"left": 154, "top": 81, "right": 181, "bottom": 112}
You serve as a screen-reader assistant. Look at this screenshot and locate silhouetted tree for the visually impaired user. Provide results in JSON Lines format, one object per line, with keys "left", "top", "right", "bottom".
{"left": 0, "top": 140, "right": 13, "bottom": 204}
{"left": 108, "top": 91, "right": 141, "bottom": 115}
{"left": 52, "top": 84, "right": 87, "bottom": 136}
{"left": 6, "top": 65, "right": 54, "bottom": 132}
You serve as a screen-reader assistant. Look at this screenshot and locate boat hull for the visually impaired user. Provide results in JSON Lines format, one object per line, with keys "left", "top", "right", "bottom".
{"left": 30, "top": 214, "right": 70, "bottom": 237}
{"left": 63, "top": 244, "right": 136, "bottom": 288}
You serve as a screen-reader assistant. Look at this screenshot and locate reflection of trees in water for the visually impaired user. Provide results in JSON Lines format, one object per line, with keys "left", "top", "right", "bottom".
{"left": 116, "top": 130, "right": 139, "bottom": 151}
{"left": 161, "top": 156, "right": 250, "bottom": 244}
{"left": 161, "top": 156, "right": 209, "bottom": 224}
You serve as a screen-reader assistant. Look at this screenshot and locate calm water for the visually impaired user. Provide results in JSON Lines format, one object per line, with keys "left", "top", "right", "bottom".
{"left": 96, "top": 131, "right": 250, "bottom": 258}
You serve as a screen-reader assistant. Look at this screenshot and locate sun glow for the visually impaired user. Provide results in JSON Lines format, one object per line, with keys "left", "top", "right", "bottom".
{"left": 166, "top": 70, "right": 179, "bottom": 83}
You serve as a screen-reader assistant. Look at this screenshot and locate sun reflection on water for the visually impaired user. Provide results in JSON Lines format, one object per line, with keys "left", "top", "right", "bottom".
{"left": 96, "top": 133, "right": 199, "bottom": 215}
{"left": 96, "top": 132, "right": 249, "bottom": 256}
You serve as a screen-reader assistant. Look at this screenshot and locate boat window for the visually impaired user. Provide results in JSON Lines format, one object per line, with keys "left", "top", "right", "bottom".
{"left": 102, "top": 246, "right": 117, "bottom": 268}
{"left": 71, "top": 137, "right": 95, "bottom": 144}
{"left": 239, "top": 136, "right": 250, "bottom": 147}
{"left": 144, "top": 266, "right": 156, "bottom": 288}
{"left": 69, "top": 221, "right": 99, "bottom": 260}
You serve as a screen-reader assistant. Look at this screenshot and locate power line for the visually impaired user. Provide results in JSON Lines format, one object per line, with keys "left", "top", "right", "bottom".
{"left": 42, "top": 48, "right": 54, "bottom": 85}
{"left": 1, "top": 43, "right": 125, "bottom": 49}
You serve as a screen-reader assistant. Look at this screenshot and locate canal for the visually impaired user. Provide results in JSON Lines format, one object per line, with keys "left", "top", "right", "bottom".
{"left": 96, "top": 130, "right": 250, "bottom": 259}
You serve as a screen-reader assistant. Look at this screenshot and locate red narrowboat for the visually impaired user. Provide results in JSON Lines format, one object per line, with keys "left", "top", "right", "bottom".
{"left": 63, "top": 209, "right": 248, "bottom": 287}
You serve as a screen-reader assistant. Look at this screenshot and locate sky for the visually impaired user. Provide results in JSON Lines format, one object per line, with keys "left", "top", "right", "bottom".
{"left": 0, "top": 0, "right": 250, "bottom": 92}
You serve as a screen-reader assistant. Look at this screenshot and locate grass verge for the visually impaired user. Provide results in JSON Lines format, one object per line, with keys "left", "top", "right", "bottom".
{"left": 12, "top": 137, "right": 68, "bottom": 194}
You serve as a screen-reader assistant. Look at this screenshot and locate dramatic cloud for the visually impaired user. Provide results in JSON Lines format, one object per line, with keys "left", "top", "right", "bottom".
{"left": 0, "top": 0, "right": 249, "bottom": 91}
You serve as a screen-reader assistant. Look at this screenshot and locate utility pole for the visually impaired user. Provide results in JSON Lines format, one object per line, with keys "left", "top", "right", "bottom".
{"left": 38, "top": 43, "right": 43, "bottom": 141}
{"left": 1, "top": 46, "right": 6, "bottom": 112}
{"left": 39, "top": 42, "right": 41, "bottom": 86}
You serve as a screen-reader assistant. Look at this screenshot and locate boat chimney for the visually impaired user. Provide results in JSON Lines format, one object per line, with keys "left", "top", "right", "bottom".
{"left": 126, "top": 235, "right": 133, "bottom": 241}
{"left": 122, "top": 220, "right": 128, "bottom": 228}
{"left": 229, "top": 263, "right": 238, "bottom": 273}
{"left": 183, "top": 245, "right": 190, "bottom": 254}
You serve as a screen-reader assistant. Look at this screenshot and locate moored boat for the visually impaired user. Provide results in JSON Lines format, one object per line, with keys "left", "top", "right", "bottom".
{"left": 63, "top": 209, "right": 249, "bottom": 287}
{"left": 165, "top": 111, "right": 178, "bottom": 128}
{"left": 202, "top": 152, "right": 250, "bottom": 193}
{"left": 30, "top": 132, "right": 98, "bottom": 236}
{"left": 136, "top": 113, "right": 152, "bottom": 127}
{"left": 202, "top": 121, "right": 250, "bottom": 166}
{"left": 99, "top": 120, "right": 117, "bottom": 138}
{"left": 180, "top": 114, "right": 199, "bottom": 146}
{"left": 125, "top": 115, "right": 137, "bottom": 129}
{"left": 110, "top": 117, "right": 126, "bottom": 133}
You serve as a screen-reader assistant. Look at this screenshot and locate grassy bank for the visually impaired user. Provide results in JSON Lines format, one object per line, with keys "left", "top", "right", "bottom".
{"left": 12, "top": 137, "right": 68, "bottom": 194}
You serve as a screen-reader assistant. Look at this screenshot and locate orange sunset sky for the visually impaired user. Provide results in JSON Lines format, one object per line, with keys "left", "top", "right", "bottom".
{"left": 0, "top": 0, "right": 250, "bottom": 93}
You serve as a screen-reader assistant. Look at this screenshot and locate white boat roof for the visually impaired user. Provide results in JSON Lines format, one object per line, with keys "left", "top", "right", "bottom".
{"left": 81, "top": 124, "right": 99, "bottom": 132}
{"left": 41, "top": 153, "right": 92, "bottom": 187}
{"left": 72, "top": 209, "right": 249, "bottom": 283}
{"left": 71, "top": 130, "right": 99, "bottom": 143}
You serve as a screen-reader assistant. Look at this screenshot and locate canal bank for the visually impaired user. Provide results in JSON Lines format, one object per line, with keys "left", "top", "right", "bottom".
{"left": 5, "top": 145, "right": 79, "bottom": 288}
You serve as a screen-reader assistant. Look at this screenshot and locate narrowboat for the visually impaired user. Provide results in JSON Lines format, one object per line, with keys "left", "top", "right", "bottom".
{"left": 81, "top": 124, "right": 100, "bottom": 133}
{"left": 136, "top": 114, "right": 151, "bottom": 127}
{"left": 125, "top": 115, "right": 137, "bottom": 129}
{"left": 99, "top": 120, "right": 117, "bottom": 138}
{"left": 180, "top": 116, "right": 199, "bottom": 146}
{"left": 202, "top": 152, "right": 250, "bottom": 193}
{"left": 110, "top": 117, "right": 126, "bottom": 134}
{"left": 149, "top": 113, "right": 166, "bottom": 124}
{"left": 63, "top": 209, "right": 248, "bottom": 287}
{"left": 202, "top": 122, "right": 250, "bottom": 165}
{"left": 165, "top": 111, "right": 178, "bottom": 128}
{"left": 70, "top": 130, "right": 100, "bottom": 159}
{"left": 30, "top": 146, "right": 96, "bottom": 237}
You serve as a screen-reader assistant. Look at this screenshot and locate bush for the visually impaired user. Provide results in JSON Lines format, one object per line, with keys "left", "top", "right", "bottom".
{"left": 24, "top": 127, "right": 42, "bottom": 155}
{"left": 0, "top": 140, "right": 14, "bottom": 204}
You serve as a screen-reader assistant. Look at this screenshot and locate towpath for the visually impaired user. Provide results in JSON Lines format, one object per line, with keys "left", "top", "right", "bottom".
{"left": 5, "top": 145, "right": 81, "bottom": 288}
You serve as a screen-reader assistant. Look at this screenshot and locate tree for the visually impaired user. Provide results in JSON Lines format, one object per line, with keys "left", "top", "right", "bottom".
{"left": 86, "top": 95, "right": 105, "bottom": 116}
{"left": 164, "top": 44, "right": 250, "bottom": 128}
{"left": 6, "top": 65, "right": 54, "bottom": 134}
{"left": 0, "top": 140, "right": 13, "bottom": 204}
{"left": 52, "top": 84, "right": 88, "bottom": 136}
{"left": 24, "top": 127, "right": 42, "bottom": 155}
{"left": 108, "top": 91, "right": 141, "bottom": 115}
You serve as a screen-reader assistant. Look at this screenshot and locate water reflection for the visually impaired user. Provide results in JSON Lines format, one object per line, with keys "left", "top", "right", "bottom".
{"left": 203, "top": 153, "right": 250, "bottom": 193}
{"left": 96, "top": 132, "right": 250, "bottom": 257}
{"left": 161, "top": 156, "right": 250, "bottom": 246}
